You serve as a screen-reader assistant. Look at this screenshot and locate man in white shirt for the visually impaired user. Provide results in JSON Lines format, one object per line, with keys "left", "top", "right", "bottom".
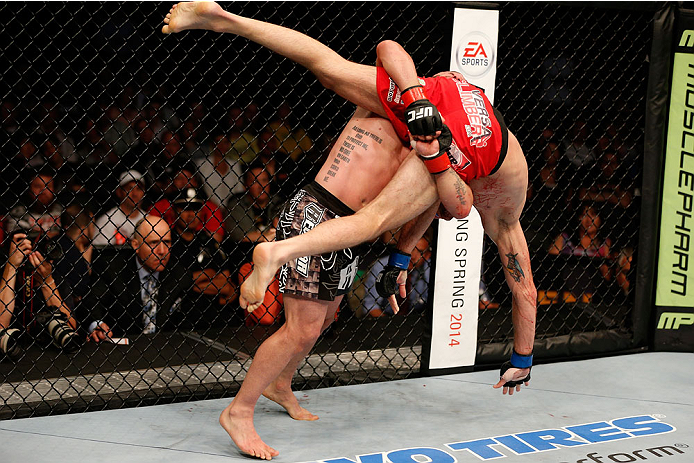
{"left": 195, "top": 133, "right": 245, "bottom": 208}
{"left": 93, "top": 170, "right": 146, "bottom": 246}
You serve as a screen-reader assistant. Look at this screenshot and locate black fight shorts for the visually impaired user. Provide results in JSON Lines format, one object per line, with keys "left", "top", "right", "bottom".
{"left": 277, "top": 182, "right": 360, "bottom": 301}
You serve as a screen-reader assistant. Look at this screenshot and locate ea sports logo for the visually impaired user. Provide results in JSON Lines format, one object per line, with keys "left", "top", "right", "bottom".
{"left": 455, "top": 32, "right": 495, "bottom": 78}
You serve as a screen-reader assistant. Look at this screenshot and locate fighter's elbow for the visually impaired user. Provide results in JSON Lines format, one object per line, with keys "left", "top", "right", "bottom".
{"left": 451, "top": 203, "right": 472, "bottom": 220}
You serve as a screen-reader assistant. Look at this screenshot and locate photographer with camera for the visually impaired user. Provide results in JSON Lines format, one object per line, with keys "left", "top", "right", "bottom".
{"left": 52, "top": 204, "right": 113, "bottom": 342}
{"left": 1, "top": 232, "right": 80, "bottom": 359}
{"left": 169, "top": 188, "right": 237, "bottom": 329}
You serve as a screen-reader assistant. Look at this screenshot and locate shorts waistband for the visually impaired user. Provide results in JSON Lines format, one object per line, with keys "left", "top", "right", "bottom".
{"left": 303, "top": 182, "right": 356, "bottom": 217}
{"left": 489, "top": 107, "right": 508, "bottom": 176}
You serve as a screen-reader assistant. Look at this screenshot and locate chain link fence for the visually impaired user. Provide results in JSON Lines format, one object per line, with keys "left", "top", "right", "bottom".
{"left": 0, "top": 2, "right": 655, "bottom": 419}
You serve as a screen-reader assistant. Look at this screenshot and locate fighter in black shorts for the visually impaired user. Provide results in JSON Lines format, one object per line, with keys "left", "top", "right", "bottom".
{"left": 277, "top": 182, "right": 360, "bottom": 301}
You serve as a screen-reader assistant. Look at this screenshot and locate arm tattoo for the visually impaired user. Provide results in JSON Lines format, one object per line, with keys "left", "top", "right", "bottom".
{"left": 454, "top": 177, "right": 468, "bottom": 208}
{"left": 505, "top": 252, "right": 525, "bottom": 282}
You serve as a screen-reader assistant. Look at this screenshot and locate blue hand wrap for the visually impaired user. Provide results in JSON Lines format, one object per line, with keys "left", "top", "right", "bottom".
{"left": 510, "top": 350, "right": 533, "bottom": 369}
{"left": 388, "top": 251, "right": 411, "bottom": 270}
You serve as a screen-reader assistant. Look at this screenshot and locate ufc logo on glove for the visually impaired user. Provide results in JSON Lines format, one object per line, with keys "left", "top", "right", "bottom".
{"left": 408, "top": 106, "right": 433, "bottom": 122}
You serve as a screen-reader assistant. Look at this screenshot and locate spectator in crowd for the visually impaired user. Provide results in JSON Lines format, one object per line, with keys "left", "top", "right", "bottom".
{"left": 226, "top": 162, "right": 281, "bottom": 244}
{"left": 0, "top": 232, "right": 80, "bottom": 358}
{"left": 562, "top": 120, "right": 597, "bottom": 182}
{"left": 225, "top": 106, "right": 258, "bottom": 164}
{"left": 255, "top": 127, "right": 300, "bottom": 201}
{"left": 361, "top": 236, "right": 431, "bottom": 318}
{"left": 169, "top": 188, "right": 237, "bottom": 329}
{"left": 93, "top": 170, "right": 147, "bottom": 246}
{"left": 150, "top": 159, "right": 225, "bottom": 242}
{"left": 34, "top": 101, "right": 78, "bottom": 165}
{"left": 77, "top": 116, "right": 113, "bottom": 167}
{"left": 614, "top": 247, "right": 634, "bottom": 299}
{"left": 101, "top": 102, "right": 138, "bottom": 160}
{"left": 548, "top": 203, "right": 612, "bottom": 300}
{"left": 266, "top": 102, "right": 313, "bottom": 162}
{"left": 6, "top": 167, "right": 63, "bottom": 236}
{"left": 82, "top": 215, "right": 193, "bottom": 337}
{"left": 579, "top": 150, "right": 633, "bottom": 209}
{"left": 160, "top": 130, "right": 185, "bottom": 164}
{"left": 53, "top": 204, "right": 96, "bottom": 314}
{"left": 180, "top": 101, "right": 209, "bottom": 159}
{"left": 195, "top": 133, "right": 245, "bottom": 208}
{"left": 13, "top": 135, "right": 44, "bottom": 168}
{"left": 523, "top": 127, "right": 571, "bottom": 255}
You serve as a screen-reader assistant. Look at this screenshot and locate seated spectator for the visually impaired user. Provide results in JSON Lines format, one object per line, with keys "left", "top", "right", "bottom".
{"left": 361, "top": 236, "right": 431, "bottom": 318}
{"left": 53, "top": 204, "right": 95, "bottom": 312}
{"left": 82, "top": 216, "right": 193, "bottom": 337}
{"left": 150, "top": 159, "right": 225, "bottom": 242}
{"left": 93, "top": 170, "right": 146, "bottom": 246}
{"left": 561, "top": 120, "right": 597, "bottom": 187}
{"left": 0, "top": 232, "right": 80, "bottom": 359}
{"left": 6, "top": 167, "right": 63, "bottom": 236}
{"left": 548, "top": 204, "right": 612, "bottom": 300}
{"left": 267, "top": 102, "right": 314, "bottom": 162}
{"left": 169, "top": 188, "right": 237, "bottom": 329}
{"left": 195, "top": 133, "right": 245, "bottom": 208}
{"left": 226, "top": 162, "right": 281, "bottom": 244}
{"left": 614, "top": 247, "right": 634, "bottom": 299}
{"left": 225, "top": 106, "right": 258, "bottom": 163}
{"left": 255, "top": 127, "right": 300, "bottom": 201}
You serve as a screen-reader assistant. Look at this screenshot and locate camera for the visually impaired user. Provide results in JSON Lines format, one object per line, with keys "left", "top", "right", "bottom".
{"left": 9, "top": 227, "right": 64, "bottom": 263}
{"left": 193, "top": 239, "right": 228, "bottom": 271}
{"left": 36, "top": 308, "right": 80, "bottom": 353}
{"left": 0, "top": 328, "right": 22, "bottom": 359}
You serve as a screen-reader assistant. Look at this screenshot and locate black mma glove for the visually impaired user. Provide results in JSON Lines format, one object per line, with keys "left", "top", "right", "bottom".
{"left": 418, "top": 124, "right": 453, "bottom": 175}
{"left": 500, "top": 350, "right": 533, "bottom": 387}
{"left": 375, "top": 250, "right": 411, "bottom": 298}
{"left": 402, "top": 85, "right": 443, "bottom": 137}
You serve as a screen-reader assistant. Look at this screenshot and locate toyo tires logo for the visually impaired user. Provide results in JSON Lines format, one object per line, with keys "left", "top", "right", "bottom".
{"left": 300, "top": 415, "right": 677, "bottom": 463}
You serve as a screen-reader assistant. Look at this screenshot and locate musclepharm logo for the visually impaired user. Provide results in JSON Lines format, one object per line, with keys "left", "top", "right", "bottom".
{"left": 657, "top": 312, "right": 694, "bottom": 329}
{"left": 679, "top": 30, "right": 694, "bottom": 47}
{"left": 301, "top": 415, "right": 675, "bottom": 463}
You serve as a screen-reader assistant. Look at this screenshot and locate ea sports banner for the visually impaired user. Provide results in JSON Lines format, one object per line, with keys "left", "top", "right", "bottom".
{"left": 655, "top": 11, "right": 694, "bottom": 308}
{"left": 449, "top": 7, "right": 500, "bottom": 103}
{"left": 426, "top": 7, "right": 499, "bottom": 372}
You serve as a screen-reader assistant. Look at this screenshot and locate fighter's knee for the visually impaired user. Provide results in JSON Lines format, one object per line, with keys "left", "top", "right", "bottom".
{"left": 376, "top": 40, "right": 402, "bottom": 58}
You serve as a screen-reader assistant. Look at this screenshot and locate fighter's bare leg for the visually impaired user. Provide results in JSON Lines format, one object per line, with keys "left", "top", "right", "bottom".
{"left": 469, "top": 131, "right": 537, "bottom": 353}
{"left": 219, "top": 296, "right": 330, "bottom": 459}
{"left": 162, "top": 2, "right": 384, "bottom": 115}
{"left": 262, "top": 296, "right": 340, "bottom": 421}
{"left": 240, "top": 152, "right": 439, "bottom": 310}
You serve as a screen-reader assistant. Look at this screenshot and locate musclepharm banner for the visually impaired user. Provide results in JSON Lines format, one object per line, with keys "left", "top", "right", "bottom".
{"left": 655, "top": 16, "right": 694, "bottom": 307}
{"left": 428, "top": 7, "right": 498, "bottom": 370}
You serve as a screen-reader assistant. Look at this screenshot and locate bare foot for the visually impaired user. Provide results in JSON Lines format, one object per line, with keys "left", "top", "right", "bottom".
{"left": 240, "top": 242, "right": 281, "bottom": 312}
{"left": 263, "top": 383, "right": 319, "bottom": 421}
{"left": 219, "top": 402, "right": 279, "bottom": 460}
{"left": 162, "top": 1, "right": 230, "bottom": 34}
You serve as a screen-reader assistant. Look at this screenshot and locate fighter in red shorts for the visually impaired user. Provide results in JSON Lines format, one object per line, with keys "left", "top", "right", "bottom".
{"left": 163, "top": 2, "right": 536, "bottom": 460}
{"left": 376, "top": 69, "right": 508, "bottom": 183}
